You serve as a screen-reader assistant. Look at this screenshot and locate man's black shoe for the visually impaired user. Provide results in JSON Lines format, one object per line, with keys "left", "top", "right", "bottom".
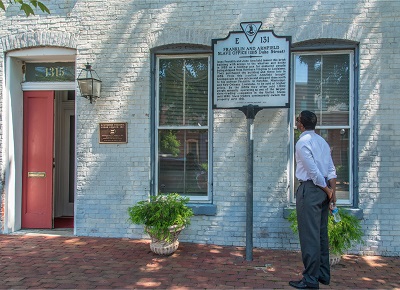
{"left": 318, "top": 279, "right": 329, "bottom": 285}
{"left": 289, "top": 280, "right": 319, "bottom": 289}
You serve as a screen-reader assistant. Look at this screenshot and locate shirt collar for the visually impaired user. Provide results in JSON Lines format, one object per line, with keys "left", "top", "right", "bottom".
{"left": 299, "top": 130, "right": 315, "bottom": 138}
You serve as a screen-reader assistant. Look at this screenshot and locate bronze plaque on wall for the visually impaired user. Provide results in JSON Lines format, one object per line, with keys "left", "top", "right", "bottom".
{"left": 99, "top": 123, "right": 128, "bottom": 144}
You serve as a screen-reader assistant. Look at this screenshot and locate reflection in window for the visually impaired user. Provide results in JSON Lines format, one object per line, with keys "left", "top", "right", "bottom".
{"left": 159, "top": 58, "right": 208, "bottom": 127}
{"left": 158, "top": 130, "right": 208, "bottom": 195}
{"left": 157, "top": 56, "right": 210, "bottom": 198}
{"left": 295, "top": 54, "right": 350, "bottom": 125}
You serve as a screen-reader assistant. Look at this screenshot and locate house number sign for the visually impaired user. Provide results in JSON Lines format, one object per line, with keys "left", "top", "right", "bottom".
{"left": 99, "top": 123, "right": 128, "bottom": 144}
{"left": 25, "top": 62, "right": 75, "bottom": 82}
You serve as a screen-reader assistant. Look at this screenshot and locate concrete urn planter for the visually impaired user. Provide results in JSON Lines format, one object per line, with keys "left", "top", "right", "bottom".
{"left": 147, "top": 225, "right": 184, "bottom": 255}
{"left": 329, "top": 254, "right": 341, "bottom": 266}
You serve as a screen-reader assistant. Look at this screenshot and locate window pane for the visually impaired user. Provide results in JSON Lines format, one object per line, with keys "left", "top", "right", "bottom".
{"left": 159, "top": 59, "right": 184, "bottom": 126}
{"left": 159, "top": 58, "right": 208, "bottom": 126}
{"left": 320, "top": 55, "right": 350, "bottom": 126}
{"left": 158, "top": 129, "right": 208, "bottom": 196}
{"left": 316, "top": 129, "right": 350, "bottom": 200}
{"left": 295, "top": 54, "right": 350, "bottom": 126}
{"left": 295, "top": 55, "right": 321, "bottom": 113}
{"left": 185, "top": 58, "right": 208, "bottom": 126}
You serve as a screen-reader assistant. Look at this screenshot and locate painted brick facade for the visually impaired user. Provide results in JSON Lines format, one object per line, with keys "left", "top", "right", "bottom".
{"left": 1, "top": 0, "right": 399, "bottom": 256}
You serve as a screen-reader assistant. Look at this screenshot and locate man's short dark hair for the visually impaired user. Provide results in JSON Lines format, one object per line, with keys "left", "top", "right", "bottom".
{"left": 300, "top": 110, "right": 317, "bottom": 130}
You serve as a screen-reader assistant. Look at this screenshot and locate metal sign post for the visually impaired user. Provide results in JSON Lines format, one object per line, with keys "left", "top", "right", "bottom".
{"left": 246, "top": 114, "right": 254, "bottom": 261}
{"left": 240, "top": 104, "right": 263, "bottom": 261}
{"left": 212, "top": 22, "right": 291, "bottom": 261}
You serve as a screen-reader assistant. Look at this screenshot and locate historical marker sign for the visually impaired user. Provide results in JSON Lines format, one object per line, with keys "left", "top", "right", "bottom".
{"left": 213, "top": 22, "right": 291, "bottom": 109}
{"left": 99, "top": 122, "right": 128, "bottom": 144}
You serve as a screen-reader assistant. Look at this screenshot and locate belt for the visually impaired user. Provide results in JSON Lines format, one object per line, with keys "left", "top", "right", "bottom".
{"left": 298, "top": 177, "right": 329, "bottom": 184}
{"left": 298, "top": 179, "right": 312, "bottom": 184}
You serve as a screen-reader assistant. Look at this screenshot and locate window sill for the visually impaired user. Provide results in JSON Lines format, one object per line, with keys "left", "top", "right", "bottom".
{"left": 188, "top": 204, "right": 217, "bottom": 216}
{"left": 283, "top": 207, "right": 363, "bottom": 219}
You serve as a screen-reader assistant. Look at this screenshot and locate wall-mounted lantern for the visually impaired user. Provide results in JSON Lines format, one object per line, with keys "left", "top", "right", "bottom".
{"left": 77, "top": 63, "right": 102, "bottom": 103}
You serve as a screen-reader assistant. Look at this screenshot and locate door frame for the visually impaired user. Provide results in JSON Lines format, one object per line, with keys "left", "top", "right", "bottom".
{"left": 54, "top": 92, "right": 75, "bottom": 217}
{"left": 3, "top": 48, "right": 76, "bottom": 233}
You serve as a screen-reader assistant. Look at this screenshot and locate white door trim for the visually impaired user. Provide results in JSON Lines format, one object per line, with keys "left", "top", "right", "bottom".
{"left": 3, "top": 47, "right": 76, "bottom": 233}
{"left": 22, "top": 82, "right": 76, "bottom": 91}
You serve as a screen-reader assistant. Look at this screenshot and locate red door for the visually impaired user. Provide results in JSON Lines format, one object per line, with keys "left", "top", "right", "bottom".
{"left": 22, "top": 91, "right": 54, "bottom": 228}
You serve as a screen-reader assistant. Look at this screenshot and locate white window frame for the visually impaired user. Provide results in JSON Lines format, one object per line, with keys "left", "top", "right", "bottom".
{"left": 289, "top": 50, "right": 354, "bottom": 206}
{"left": 155, "top": 54, "right": 212, "bottom": 202}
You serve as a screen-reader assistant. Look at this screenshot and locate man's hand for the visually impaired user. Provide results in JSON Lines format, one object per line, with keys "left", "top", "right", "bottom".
{"left": 329, "top": 191, "right": 337, "bottom": 205}
{"left": 322, "top": 186, "right": 333, "bottom": 200}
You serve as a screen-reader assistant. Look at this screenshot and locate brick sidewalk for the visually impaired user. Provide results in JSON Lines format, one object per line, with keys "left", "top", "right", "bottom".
{"left": 0, "top": 234, "right": 399, "bottom": 289}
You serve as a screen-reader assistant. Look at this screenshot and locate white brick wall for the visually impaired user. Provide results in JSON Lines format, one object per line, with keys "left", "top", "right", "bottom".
{"left": 1, "top": 0, "right": 400, "bottom": 256}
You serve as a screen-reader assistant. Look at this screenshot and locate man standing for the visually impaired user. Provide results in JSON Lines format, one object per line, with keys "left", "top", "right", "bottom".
{"left": 289, "top": 110, "right": 337, "bottom": 289}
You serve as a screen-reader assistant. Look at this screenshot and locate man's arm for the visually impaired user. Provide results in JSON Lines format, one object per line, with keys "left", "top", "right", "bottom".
{"left": 327, "top": 154, "right": 337, "bottom": 205}
{"left": 328, "top": 178, "right": 337, "bottom": 208}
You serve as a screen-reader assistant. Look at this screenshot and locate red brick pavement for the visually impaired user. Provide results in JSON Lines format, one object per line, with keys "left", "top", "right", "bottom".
{"left": 0, "top": 234, "right": 399, "bottom": 289}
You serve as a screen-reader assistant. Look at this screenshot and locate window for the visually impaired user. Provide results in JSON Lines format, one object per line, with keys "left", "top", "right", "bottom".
{"left": 155, "top": 55, "right": 211, "bottom": 201}
{"left": 291, "top": 49, "right": 355, "bottom": 205}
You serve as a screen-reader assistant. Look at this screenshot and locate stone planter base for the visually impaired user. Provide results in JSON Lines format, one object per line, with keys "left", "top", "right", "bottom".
{"left": 330, "top": 254, "right": 341, "bottom": 266}
{"left": 146, "top": 225, "right": 184, "bottom": 255}
{"left": 150, "top": 240, "right": 180, "bottom": 255}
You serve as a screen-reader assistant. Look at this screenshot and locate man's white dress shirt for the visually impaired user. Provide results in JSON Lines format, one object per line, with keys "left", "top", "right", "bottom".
{"left": 295, "top": 130, "right": 337, "bottom": 188}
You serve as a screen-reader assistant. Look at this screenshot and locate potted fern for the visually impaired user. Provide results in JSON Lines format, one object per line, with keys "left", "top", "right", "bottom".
{"left": 288, "top": 208, "right": 363, "bottom": 265}
{"left": 128, "top": 193, "right": 193, "bottom": 255}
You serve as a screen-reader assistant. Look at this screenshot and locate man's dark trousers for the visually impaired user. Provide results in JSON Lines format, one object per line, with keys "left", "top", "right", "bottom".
{"left": 296, "top": 180, "right": 330, "bottom": 287}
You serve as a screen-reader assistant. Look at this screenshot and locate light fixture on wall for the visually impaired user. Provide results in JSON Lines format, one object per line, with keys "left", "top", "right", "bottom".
{"left": 77, "top": 63, "right": 102, "bottom": 103}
